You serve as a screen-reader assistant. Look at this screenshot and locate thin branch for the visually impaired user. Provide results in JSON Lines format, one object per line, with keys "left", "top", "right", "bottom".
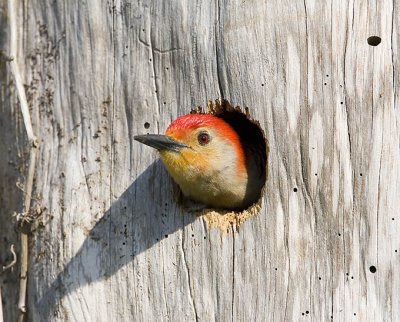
{"left": 16, "top": 147, "right": 37, "bottom": 322}
{"left": 8, "top": 1, "right": 39, "bottom": 321}
{"left": 1, "top": 245, "right": 17, "bottom": 273}
{"left": 8, "top": 0, "right": 36, "bottom": 144}
{"left": 15, "top": 182, "right": 40, "bottom": 203}
{"left": 0, "top": 245, "right": 16, "bottom": 322}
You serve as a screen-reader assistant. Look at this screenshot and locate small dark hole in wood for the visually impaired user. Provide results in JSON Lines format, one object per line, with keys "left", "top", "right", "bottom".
{"left": 367, "top": 36, "right": 381, "bottom": 46}
{"left": 261, "top": 83, "right": 265, "bottom": 86}
{"left": 346, "top": 272, "right": 349, "bottom": 276}
{"left": 191, "top": 234, "right": 194, "bottom": 237}
{"left": 340, "top": 102, "right": 344, "bottom": 105}
{"left": 351, "top": 276, "right": 354, "bottom": 279}
{"left": 369, "top": 265, "right": 377, "bottom": 273}
{"left": 392, "top": 218, "right": 395, "bottom": 220}
{"left": 156, "top": 238, "right": 159, "bottom": 241}
{"left": 326, "top": 75, "right": 329, "bottom": 77}
{"left": 144, "top": 122, "right": 150, "bottom": 129}
{"left": 142, "top": 29, "right": 145, "bottom": 32}
{"left": 149, "top": 58, "right": 152, "bottom": 62}
{"left": 293, "top": 187, "right": 298, "bottom": 192}
{"left": 318, "top": 277, "right": 322, "bottom": 280}
{"left": 338, "top": 233, "right": 341, "bottom": 236}
{"left": 275, "top": 268, "right": 278, "bottom": 271}
{"left": 324, "top": 83, "right": 327, "bottom": 85}
{"left": 122, "top": 242, "right": 126, "bottom": 245}
{"left": 359, "top": 173, "right": 363, "bottom": 176}
{"left": 395, "top": 250, "right": 398, "bottom": 253}
{"left": 166, "top": 67, "right": 169, "bottom": 70}
{"left": 163, "top": 102, "right": 166, "bottom": 105}
{"left": 204, "top": 236, "right": 206, "bottom": 240}
{"left": 354, "top": 313, "right": 356, "bottom": 316}
{"left": 302, "top": 313, "right": 305, "bottom": 316}
{"left": 314, "top": 173, "right": 318, "bottom": 176}
{"left": 306, "top": 311, "right": 309, "bottom": 314}
{"left": 165, "top": 234, "right": 168, "bottom": 238}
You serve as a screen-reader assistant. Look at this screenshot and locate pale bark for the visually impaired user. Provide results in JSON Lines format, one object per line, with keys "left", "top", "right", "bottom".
{"left": 0, "top": 0, "right": 399, "bottom": 321}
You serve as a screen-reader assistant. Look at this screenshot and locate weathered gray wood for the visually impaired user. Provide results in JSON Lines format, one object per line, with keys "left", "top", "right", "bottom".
{"left": 1, "top": 0, "right": 399, "bottom": 321}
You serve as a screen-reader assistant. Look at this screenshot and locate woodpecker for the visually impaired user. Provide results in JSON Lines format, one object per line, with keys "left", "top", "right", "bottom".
{"left": 134, "top": 113, "right": 265, "bottom": 210}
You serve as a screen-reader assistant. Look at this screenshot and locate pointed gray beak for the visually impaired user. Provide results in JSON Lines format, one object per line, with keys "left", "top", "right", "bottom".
{"left": 134, "top": 134, "right": 188, "bottom": 152}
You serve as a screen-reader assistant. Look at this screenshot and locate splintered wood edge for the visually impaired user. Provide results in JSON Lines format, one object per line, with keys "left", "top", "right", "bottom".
{"left": 188, "top": 99, "right": 269, "bottom": 233}
{"left": 200, "top": 203, "right": 262, "bottom": 234}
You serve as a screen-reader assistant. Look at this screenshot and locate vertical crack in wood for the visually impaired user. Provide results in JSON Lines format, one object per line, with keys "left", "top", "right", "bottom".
{"left": 298, "top": 19, "right": 314, "bottom": 215}
{"left": 108, "top": 0, "right": 118, "bottom": 288}
{"left": 390, "top": 1, "right": 396, "bottom": 109}
{"left": 375, "top": 131, "right": 384, "bottom": 278}
{"left": 342, "top": 2, "right": 352, "bottom": 157}
{"left": 180, "top": 230, "right": 198, "bottom": 322}
{"left": 161, "top": 265, "right": 171, "bottom": 321}
{"left": 0, "top": 287, "right": 4, "bottom": 322}
{"left": 231, "top": 231, "right": 235, "bottom": 322}
{"left": 214, "top": 0, "right": 225, "bottom": 99}
{"left": 342, "top": 5, "right": 357, "bottom": 301}
{"left": 336, "top": 7, "right": 349, "bottom": 312}
{"left": 149, "top": 21, "right": 160, "bottom": 127}
{"left": 330, "top": 259, "right": 334, "bottom": 319}
{"left": 283, "top": 193, "right": 291, "bottom": 321}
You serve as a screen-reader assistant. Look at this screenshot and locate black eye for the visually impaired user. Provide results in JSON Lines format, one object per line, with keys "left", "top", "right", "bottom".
{"left": 197, "top": 132, "right": 210, "bottom": 145}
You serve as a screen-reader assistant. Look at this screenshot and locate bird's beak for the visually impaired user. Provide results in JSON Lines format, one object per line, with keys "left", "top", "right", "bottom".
{"left": 134, "top": 134, "right": 188, "bottom": 152}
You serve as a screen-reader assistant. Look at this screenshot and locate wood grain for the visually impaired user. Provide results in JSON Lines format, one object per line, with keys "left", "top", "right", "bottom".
{"left": 0, "top": 0, "right": 399, "bottom": 321}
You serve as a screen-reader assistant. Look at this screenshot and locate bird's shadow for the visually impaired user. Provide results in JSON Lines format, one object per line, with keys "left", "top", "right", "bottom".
{"left": 36, "top": 160, "right": 197, "bottom": 318}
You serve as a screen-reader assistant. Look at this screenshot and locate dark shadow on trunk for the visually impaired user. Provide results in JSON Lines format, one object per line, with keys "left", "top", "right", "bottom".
{"left": 36, "top": 160, "right": 197, "bottom": 319}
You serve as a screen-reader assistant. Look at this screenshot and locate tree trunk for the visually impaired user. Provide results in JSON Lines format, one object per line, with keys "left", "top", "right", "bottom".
{"left": 1, "top": 0, "right": 399, "bottom": 321}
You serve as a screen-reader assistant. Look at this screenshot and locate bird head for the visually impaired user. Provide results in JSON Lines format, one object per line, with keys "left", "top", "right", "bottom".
{"left": 134, "top": 114, "right": 249, "bottom": 208}
{"left": 135, "top": 114, "right": 246, "bottom": 178}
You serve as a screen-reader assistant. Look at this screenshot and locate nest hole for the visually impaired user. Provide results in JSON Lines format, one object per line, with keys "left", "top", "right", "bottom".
{"left": 207, "top": 100, "right": 267, "bottom": 208}
{"left": 179, "top": 99, "right": 269, "bottom": 231}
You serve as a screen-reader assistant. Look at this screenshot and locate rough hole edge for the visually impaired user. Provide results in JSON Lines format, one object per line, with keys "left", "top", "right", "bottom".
{"left": 175, "top": 99, "right": 269, "bottom": 233}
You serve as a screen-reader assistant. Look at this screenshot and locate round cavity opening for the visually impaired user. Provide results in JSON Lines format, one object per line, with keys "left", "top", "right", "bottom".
{"left": 367, "top": 36, "right": 381, "bottom": 46}
{"left": 164, "top": 99, "right": 269, "bottom": 232}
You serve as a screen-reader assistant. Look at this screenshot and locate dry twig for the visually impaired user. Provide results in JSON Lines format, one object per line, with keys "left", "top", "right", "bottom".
{"left": 1, "top": 244, "right": 17, "bottom": 322}
{"left": 1, "top": 245, "right": 17, "bottom": 273}
{"left": 8, "top": 0, "right": 39, "bottom": 321}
